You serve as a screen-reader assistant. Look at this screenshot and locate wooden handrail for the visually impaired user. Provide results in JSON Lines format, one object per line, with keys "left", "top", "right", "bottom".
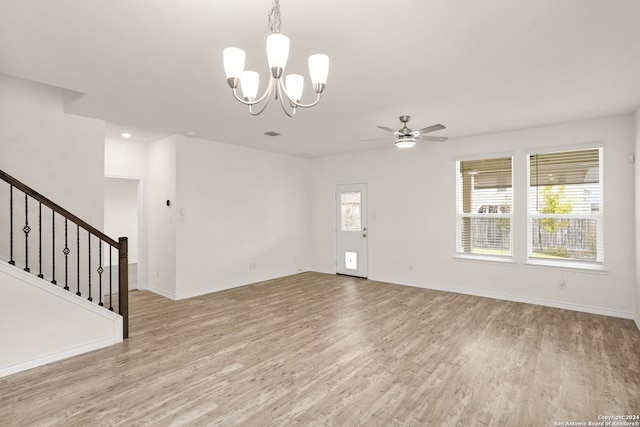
{"left": 0, "top": 169, "right": 119, "bottom": 248}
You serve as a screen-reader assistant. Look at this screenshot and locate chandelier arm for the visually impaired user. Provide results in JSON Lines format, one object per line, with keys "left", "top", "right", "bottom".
{"left": 230, "top": 75, "right": 275, "bottom": 106}
{"left": 290, "top": 93, "right": 322, "bottom": 109}
{"left": 276, "top": 78, "right": 322, "bottom": 109}
{"left": 275, "top": 81, "right": 297, "bottom": 117}
{"left": 248, "top": 85, "right": 275, "bottom": 116}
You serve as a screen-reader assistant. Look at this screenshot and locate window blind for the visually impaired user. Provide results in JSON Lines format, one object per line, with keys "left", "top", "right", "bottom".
{"left": 456, "top": 156, "right": 513, "bottom": 258}
{"left": 528, "top": 147, "right": 603, "bottom": 265}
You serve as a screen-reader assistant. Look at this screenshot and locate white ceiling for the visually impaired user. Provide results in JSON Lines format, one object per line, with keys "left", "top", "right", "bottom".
{"left": 2, "top": 0, "right": 640, "bottom": 157}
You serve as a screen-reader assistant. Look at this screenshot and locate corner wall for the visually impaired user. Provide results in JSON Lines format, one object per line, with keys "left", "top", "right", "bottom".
{"left": 0, "top": 73, "right": 105, "bottom": 225}
{"left": 145, "top": 136, "right": 177, "bottom": 298}
{"left": 310, "top": 114, "right": 636, "bottom": 318}
{"left": 635, "top": 108, "right": 640, "bottom": 329}
{"left": 173, "top": 136, "right": 310, "bottom": 298}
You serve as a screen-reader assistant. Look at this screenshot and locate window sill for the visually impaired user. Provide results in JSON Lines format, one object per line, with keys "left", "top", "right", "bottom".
{"left": 454, "top": 254, "right": 516, "bottom": 265}
{"left": 525, "top": 259, "right": 608, "bottom": 274}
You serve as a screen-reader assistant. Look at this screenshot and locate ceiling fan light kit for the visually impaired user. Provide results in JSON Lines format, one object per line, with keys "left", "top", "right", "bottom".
{"left": 223, "top": 0, "right": 329, "bottom": 117}
{"left": 395, "top": 137, "right": 416, "bottom": 148}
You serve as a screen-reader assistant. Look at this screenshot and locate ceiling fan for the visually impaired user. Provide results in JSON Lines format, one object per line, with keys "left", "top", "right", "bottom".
{"left": 367, "top": 115, "right": 448, "bottom": 148}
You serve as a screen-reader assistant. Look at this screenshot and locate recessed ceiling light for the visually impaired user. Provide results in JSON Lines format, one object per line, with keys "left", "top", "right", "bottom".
{"left": 121, "top": 132, "right": 132, "bottom": 138}
{"left": 264, "top": 131, "right": 281, "bottom": 137}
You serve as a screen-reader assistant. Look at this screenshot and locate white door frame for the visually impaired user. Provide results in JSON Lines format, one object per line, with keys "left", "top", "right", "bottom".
{"left": 104, "top": 174, "right": 145, "bottom": 290}
{"left": 334, "top": 181, "right": 368, "bottom": 278}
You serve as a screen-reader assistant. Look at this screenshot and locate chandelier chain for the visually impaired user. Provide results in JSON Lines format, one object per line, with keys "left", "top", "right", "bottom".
{"left": 268, "top": 0, "right": 282, "bottom": 33}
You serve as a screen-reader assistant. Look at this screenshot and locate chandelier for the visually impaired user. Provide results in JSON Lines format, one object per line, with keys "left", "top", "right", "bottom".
{"left": 223, "top": 0, "right": 329, "bottom": 117}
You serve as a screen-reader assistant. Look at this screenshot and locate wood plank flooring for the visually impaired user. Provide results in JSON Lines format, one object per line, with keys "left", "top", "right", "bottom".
{"left": 1, "top": 272, "right": 639, "bottom": 426}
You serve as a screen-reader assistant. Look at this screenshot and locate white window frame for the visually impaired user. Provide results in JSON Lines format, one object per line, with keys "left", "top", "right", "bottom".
{"left": 525, "top": 144, "right": 604, "bottom": 271}
{"left": 455, "top": 153, "right": 514, "bottom": 262}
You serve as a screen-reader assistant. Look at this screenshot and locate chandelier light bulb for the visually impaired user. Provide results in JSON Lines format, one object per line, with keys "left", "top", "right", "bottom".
{"left": 308, "top": 54, "right": 329, "bottom": 91}
{"left": 241, "top": 71, "right": 260, "bottom": 101}
{"left": 266, "top": 33, "right": 290, "bottom": 76}
{"left": 285, "top": 74, "right": 304, "bottom": 102}
{"left": 223, "top": 48, "right": 245, "bottom": 87}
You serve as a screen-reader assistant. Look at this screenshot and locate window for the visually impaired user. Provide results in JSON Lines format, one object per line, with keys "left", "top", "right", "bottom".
{"left": 527, "top": 147, "right": 603, "bottom": 267}
{"left": 456, "top": 156, "right": 513, "bottom": 259}
{"left": 340, "top": 192, "right": 361, "bottom": 231}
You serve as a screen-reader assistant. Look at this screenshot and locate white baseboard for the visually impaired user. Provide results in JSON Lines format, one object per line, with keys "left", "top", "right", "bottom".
{"left": 368, "top": 275, "right": 636, "bottom": 320}
{"left": 635, "top": 316, "right": 640, "bottom": 332}
{"left": 175, "top": 270, "right": 306, "bottom": 300}
{"left": 146, "top": 270, "right": 308, "bottom": 301}
{"left": 0, "top": 337, "right": 118, "bottom": 378}
{"left": 147, "top": 285, "right": 177, "bottom": 300}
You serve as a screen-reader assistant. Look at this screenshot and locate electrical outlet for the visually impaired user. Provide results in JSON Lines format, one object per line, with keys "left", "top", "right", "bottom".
{"left": 558, "top": 280, "right": 566, "bottom": 289}
{"left": 249, "top": 262, "right": 256, "bottom": 270}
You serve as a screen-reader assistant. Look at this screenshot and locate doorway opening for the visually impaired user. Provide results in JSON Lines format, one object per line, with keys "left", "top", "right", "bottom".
{"left": 104, "top": 176, "right": 144, "bottom": 290}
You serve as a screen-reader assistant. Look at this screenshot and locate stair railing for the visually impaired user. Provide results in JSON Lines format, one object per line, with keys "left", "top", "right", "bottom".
{"left": 0, "top": 169, "right": 128, "bottom": 338}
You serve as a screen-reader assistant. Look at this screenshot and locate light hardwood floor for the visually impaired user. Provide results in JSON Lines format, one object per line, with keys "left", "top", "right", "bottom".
{"left": 1, "top": 272, "right": 639, "bottom": 426}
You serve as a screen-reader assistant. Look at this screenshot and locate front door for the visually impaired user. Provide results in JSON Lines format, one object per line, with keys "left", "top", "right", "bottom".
{"left": 335, "top": 183, "right": 368, "bottom": 278}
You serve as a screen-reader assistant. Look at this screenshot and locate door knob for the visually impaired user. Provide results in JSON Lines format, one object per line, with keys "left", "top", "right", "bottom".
{"left": 362, "top": 233, "right": 367, "bottom": 237}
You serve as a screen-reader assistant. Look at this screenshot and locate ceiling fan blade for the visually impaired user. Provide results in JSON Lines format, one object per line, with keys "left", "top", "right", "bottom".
{"left": 412, "top": 124, "right": 446, "bottom": 136}
{"left": 418, "top": 136, "right": 448, "bottom": 142}
{"left": 377, "top": 126, "right": 401, "bottom": 136}
{"left": 360, "top": 137, "right": 392, "bottom": 142}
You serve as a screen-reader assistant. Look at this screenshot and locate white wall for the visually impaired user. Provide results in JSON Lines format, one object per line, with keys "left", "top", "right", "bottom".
{"left": 0, "top": 265, "right": 121, "bottom": 378}
{"left": 310, "top": 114, "right": 636, "bottom": 318}
{"left": 145, "top": 136, "right": 177, "bottom": 298}
{"left": 635, "top": 108, "right": 640, "bottom": 328}
{"left": 109, "top": 135, "right": 310, "bottom": 300}
{"left": 0, "top": 74, "right": 120, "bottom": 376}
{"left": 104, "top": 137, "right": 147, "bottom": 178}
{"left": 0, "top": 73, "right": 106, "bottom": 293}
{"left": 0, "top": 73, "right": 106, "bottom": 298}
{"left": 173, "top": 136, "right": 310, "bottom": 298}
{"left": 0, "top": 73, "right": 105, "bottom": 225}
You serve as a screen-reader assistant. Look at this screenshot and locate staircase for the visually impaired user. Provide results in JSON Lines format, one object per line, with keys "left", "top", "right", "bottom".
{"left": 0, "top": 169, "right": 128, "bottom": 367}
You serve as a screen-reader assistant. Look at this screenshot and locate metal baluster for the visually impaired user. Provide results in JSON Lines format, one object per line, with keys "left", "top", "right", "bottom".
{"left": 87, "top": 232, "right": 92, "bottom": 302}
{"left": 51, "top": 211, "right": 57, "bottom": 284}
{"left": 9, "top": 185, "right": 15, "bottom": 265}
{"left": 109, "top": 246, "right": 113, "bottom": 311}
{"left": 98, "top": 240, "right": 104, "bottom": 306}
{"left": 38, "top": 203, "right": 43, "bottom": 278}
{"left": 63, "top": 218, "right": 69, "bottom": 290}
{"left": 23, "top": 193, "right": 30, "bottom": 272}
{"left": 76, "top": 224, "right": 81, "bottom": 296}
